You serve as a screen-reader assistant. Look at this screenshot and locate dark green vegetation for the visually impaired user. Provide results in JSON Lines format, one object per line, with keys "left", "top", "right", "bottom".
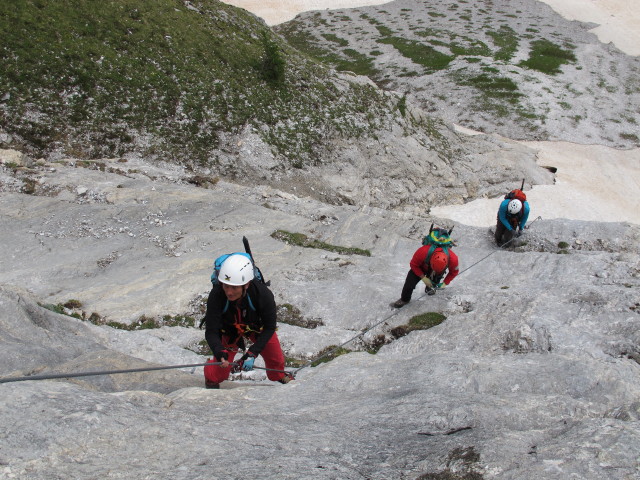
{"left": 271, "top": 229, "right": 371, "bottom": 256}
{"left": 311, "top": 345, "right": 352, "bottom": 366}
{"left": 519, "top": 39, "right": 577, "bottom": 74}
{"left": 0, "top": 0, "right": 407, "bottom": 168}
{"left": 40, "top": 301, "right": 196, "bottom": 329}
{"left": 278, "top": 303, "right": 324, "bottom": 329}
{"left": 275, "top": 2, "right": 584, "bottom": 132}
{"left": 377, "top": 37, "right": 454, "bottom": 72}
{"left": 359, "top": 311, "right": 447, "bottom": 353}
{"left": 390, "top": 312, "right": 447, "bottom": 338}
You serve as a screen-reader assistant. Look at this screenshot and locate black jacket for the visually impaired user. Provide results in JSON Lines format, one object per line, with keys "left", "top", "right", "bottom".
{"left": 204, "top": 280, "right": 277, "bottom": 360}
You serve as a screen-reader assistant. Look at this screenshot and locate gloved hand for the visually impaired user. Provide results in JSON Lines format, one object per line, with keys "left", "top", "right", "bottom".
{"left": 241, "top": 353, "right": 255, "bottom": 371}
{"left": 421, "top": 277, "right": 433, "bottom": 288}
{"left": 516, "top": 229, "right": 523, "bottom": 237}
{"left": 436, "top": 282, "right": 445, "bottom": 289}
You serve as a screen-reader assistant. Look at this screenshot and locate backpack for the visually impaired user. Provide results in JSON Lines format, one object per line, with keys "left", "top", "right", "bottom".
{"left": 505, "top": 189, "right": 527, "bottom": 202}
{"left": 505, "top": 179, "right": 527, "bottom": 203}
{"left": 421, "top": 225, "right": 453, "bottom": 266}
{"left": 210, "top": 252, "right": 265, "bottom": 286}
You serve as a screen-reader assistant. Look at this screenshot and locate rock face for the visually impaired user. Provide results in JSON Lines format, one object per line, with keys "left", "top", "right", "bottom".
{"left": 0, "top": 0, "right": 638, "bottom": 476}
{"left": 186, "top": 111, "right": 556, "bottom": 210}
{"left": 275, "top": 0, "right": 640, "bottom": 149}
{"left": 0, "top": 145, "right": 552, "bottom": 321}
{"left": 1, "top": 147, "right": 639, "bottom": 478}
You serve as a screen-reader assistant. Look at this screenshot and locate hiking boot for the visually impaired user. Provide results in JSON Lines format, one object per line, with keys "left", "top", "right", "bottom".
{"left": 392, "top": 299, "right": 408, "bottom": 308}
{"left": 279, "top": 374, "right": 294, "bottom": 384}
{"left": 425, "top": 287, "right": 436, "bottom": 296}
{"left": 205, "top": 380, "right": 220, "bottom": 389}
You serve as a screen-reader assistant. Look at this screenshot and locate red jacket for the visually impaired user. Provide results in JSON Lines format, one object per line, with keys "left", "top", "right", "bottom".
{"left": 409, "top": 245, "right": 459, "bottom": 285}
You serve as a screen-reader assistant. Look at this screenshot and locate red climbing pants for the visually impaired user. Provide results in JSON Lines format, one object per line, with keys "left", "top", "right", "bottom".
{"left": 204, "top": 332, "right": 286, "bottom": 384}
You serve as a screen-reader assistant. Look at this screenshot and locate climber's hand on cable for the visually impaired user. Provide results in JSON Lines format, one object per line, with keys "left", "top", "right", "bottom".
{"left": 241, "top": 353, "right": 255, "bottom": 371}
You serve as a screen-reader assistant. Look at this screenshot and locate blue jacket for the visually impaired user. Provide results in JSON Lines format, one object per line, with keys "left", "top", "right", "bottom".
{"left": 498, "top": 199, "right": 530, "bottom": 230}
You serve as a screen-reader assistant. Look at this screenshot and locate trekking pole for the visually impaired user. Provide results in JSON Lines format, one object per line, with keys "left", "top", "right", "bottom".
{"left": 242, "top": 236, "right": 254, "bottom": 261}
{"left": 243, "top": 235, "right": 269, "bottom": 285}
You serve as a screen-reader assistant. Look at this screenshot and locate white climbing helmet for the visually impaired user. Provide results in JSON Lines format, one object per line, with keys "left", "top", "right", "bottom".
{"left": 507, "top": 199, "right": 522, "bottom": 214}
{"left": 218, "top": 254, "right": 255, "bottom": 286}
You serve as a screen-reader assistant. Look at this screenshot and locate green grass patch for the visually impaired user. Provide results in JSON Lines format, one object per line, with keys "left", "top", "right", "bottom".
{"left": 41, "top": 303, "right": 66, "bottom": 315}
{"left": 162, "top": 314, "right": 196, "bottom": 328}
{"left": 1, "top": 0, "right": 405, "bottom": 169}
{"left": 271, "top": 229, "right": 371, "bottom": 256}
{"left": 40, "top": 300, "right": 83, "bottom": 319}
{"left": 450, "top": 39, "right": 492, "bottom": 57}
{"left": 519, "top": 39, "right": 576, "bottom": 74}
{"left": 285, "top": 356, "right": 307, "bottom": 368}
{"left": 336, "top": 48, "right": 378, "bottom": 76}
{"left": 390, "top": 312, "right": 447, "bottom": 338}
{"left": 620, "top": 132, "right": 639, "bottom": 142}
{"left": 375, "top": 25, "right": 394, "bottom": 36}
{"left": 487, "top": 25, "right": 518, "bottom": 61}
{"left": 377, "top": 37, "right": 454, "bottom": 71}
{"left": 408, "top": 312, "right": 447, "bottom": 329}
{"left": 321, "top": 33, "right": 349, "bottom": 47}
{"left": 277, "top": 303, "right": 324, "bottom": 328}
{"left": 311, "top": 345, "right": 352, "bottom": 366}
{"left": 39, "top": 301, "right": 198, "bottom": 330}
{"left": 460, "top": 74, "right": 521, "bottom": 100}
{"left": 397, "top": 94, "right": 408, "bottom": 116}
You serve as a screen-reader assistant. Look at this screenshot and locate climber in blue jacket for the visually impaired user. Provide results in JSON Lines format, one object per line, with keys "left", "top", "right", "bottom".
{"left": 495, "top": 198, "right": 530, "bottom": 246}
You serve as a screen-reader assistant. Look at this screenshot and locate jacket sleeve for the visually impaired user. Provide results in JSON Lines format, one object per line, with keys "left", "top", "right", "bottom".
{"left": 498, "top": 200, "right": 511, "bottom": 230}
{"left": 519, "top": 202, "right": 531, "bottom": 229}
{"left": 204, "top": 286, "right": 228, "bottom": 360}
{"left": 247, "top": 281, "right": 278, "bottom": 357}
{"left": 409, "top": 246, "right": 428, "bottom": 277}
{"left": 443, "top": 250, "right": 459, "bottom": 285}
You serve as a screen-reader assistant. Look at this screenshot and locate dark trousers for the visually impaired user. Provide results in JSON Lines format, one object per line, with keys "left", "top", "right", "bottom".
{"left": 495, "top": 217, "right": 516, "bottom": 246}
{"left": 400, "top": 269, "right": 441, "bottom": 302}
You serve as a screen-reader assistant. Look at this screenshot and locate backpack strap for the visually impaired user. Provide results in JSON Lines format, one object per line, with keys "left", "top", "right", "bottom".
{"left": 246, "top": 293, "right": 256, "bottom": 312}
